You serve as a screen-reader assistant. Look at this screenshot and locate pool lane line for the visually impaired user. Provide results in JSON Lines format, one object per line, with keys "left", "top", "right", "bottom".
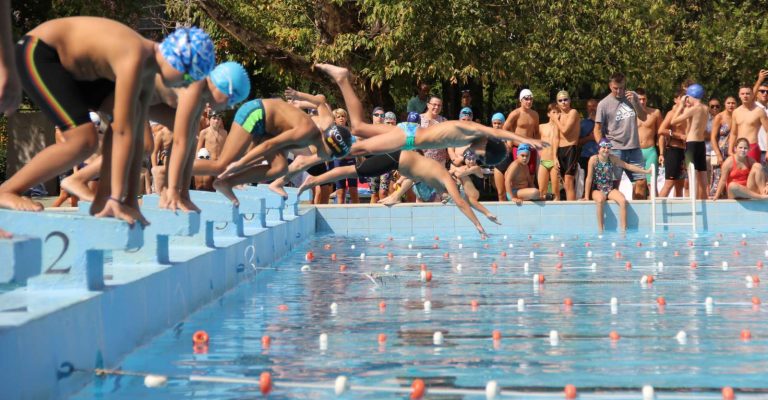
{"left": 87, "top": 368, "right": 768, "bottom": 399}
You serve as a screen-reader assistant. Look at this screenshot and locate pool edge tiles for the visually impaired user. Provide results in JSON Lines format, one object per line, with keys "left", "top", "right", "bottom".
{"left": 0, "top": 192, "right": 315, "bottom": 400}
{"left": 315, "top": 199, "right": 768, "bottom": 235}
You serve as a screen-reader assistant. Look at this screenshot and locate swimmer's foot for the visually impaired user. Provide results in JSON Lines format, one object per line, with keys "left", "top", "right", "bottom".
{"left": 296, "top": 176, "right": 316, "bottom": 199}
{"left": 377, "top": 194, "right": 401, "bottom": 207}
{"left": 61, "top": 176, "right": 95, "bottom": 202}
{"left": 213, "top": 178, "right": 240, "bottom": 207}
{"left": 268, "top": 180, "right": 289, "bottom": 200}
{"left": 0, "top": 192, "right": 43, "bottom": 211}
{"left": 0, "top": 228, "right": 12, "bottom": 239}
{"left": 314, "top": 63, "right": 349, "bottom": 83}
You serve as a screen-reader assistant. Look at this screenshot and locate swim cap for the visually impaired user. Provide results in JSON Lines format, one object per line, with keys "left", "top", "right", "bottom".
{"left": 197, "top": 148, "right": 211, "bottom": 159}
{"left": 519, "top": 89, "right": 533, "bottom": 100}
{"left": 483, "top": 138, "right": 507, "bottom": 166}
{"left": 491, "top": 112, "right": 505, "bottom": 122}
{"left": 209, "top": 62, "right": 250, "bottom": 107}
{"left": 159, "top": 27, "right": 216, "bottom": 81}
{"left": 324, "top": 125, "right": 353, "bottom": 158}
{"left": 384, "top": 111, "right": 396, "bottom": 121}
{"left": 407, "top": 112, "right": 421, "bottom": 124}
{"left": 459, "top": 107, "right": 473, "bottom": 117}
{"left": 556, "top": 90, "right": 570, "bottom": 100}
{"left": 686, "top": 83, "right": 705, "bottom": 99}
{"left": 517, "top": 143, "right": 531, "bottom": 153}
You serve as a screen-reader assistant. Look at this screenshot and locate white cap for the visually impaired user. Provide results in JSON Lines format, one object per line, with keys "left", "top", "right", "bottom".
{"left": 197, "top": 148, "right": 211, "bottom": 159}
{"left": 519, "top": 89, "right": 533, "bottom": 100}
{"left": 89, "top": 112, "right": 101, "bottom": 125}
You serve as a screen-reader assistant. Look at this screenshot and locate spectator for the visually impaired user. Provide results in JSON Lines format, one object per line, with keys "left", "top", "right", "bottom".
{"left": 730, "top": 83, "right": 768, "bottom": 163}
{"left": 504, "top": 143, "right": 540, "bottom": 203}
{"left": 407, "top": 81, "right": 431, "bottom": 113}
{"left": 578, "top": 99, "right": 598, "bottom": 196}
{"left": 594, "top": 72, "right": 649, "bottom": 199}
{"left": 194, "top": 110, "right": 228, "bottom": 191}
{"left": 332, "top": 108, "right": 359, "bottom": 203}
{"left": 490, "top": 112, "right": 514, "bottom": 201}
{"left": 713, "top": 138, "right": 768, "bottom": 200}
{"left": 753, "top": 70, "right": 768, "bottom": 163}
{"left": 538, "top": 103, "right": 561, "bottom": 200}
{"left": 658, "top": 89, "right": 688, "bottom": 198}
{"left": 636, "top": 88, "right": 662, "bottom": 193}
{"left": 710, "top": 96, "right": 735, "bottom": 198}
{"left": 553, "top": 90, "right": 581, "bottom": 200}
{"left": 503, "top": 89, "right": 540, "bottom": 180}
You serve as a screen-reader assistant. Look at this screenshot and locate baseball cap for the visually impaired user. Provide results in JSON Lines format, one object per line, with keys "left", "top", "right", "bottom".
{"left": 384, "top": 111, "right": 396, "bottom": 121}
{"left": 372, "top": 106, "right": 385, "bottom": 115}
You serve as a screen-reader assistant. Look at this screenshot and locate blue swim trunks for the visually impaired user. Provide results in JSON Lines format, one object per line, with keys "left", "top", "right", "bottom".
{"left": 234, "top": 99, "right": 266, "bottom": 137}
{"left": 398, "top": 122, "right": 418, "bottom": 151}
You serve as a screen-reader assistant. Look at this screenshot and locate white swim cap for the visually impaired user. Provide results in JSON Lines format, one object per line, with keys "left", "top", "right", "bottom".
{"left": 519, "top": 89, "right": 533, "bottom": 101}
{"left": 197, "top": 148, "right": 211, "bottom": 159}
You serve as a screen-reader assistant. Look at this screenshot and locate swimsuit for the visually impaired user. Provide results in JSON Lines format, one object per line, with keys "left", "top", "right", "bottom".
{"left": 355, "top": 151, "right": 401, "bottom": 178}
{"left": 592, "top": 157, "right": 614, "bottom": 196}
{"left": 685, "top": 141, "right": 707, "bottom": 172}
{"left": 540, "top": 159, "right": 555, "bottom": 170}
{"left": 727, "top": 159, "right": 753, "bottom": 187}
{"left": 16, "top": 36, "right": 115, "bottom": 131}
{"left": 748, "top": 142, "right": 761, "bottom": 163}
{"left": 710, "top": 122, "right": 731, "bottom": 197}
{"left": 399, "top": 122, "right": 418, "bottom": 151}
{"left": 234, "top": 99, "right": 267, "bottom": 138}
{"left": 556, "top": 145, "right": 579, "bottom": 176}
{"left": 641, "top": 146, "right": 658, "bottom": 183}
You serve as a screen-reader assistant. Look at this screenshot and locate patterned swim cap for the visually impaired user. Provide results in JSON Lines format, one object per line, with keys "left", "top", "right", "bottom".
{"left": 491, "top": 112, "right": 505, "bottom": 122}
{"left": 209, "top": 62, "right": 250, "bottom": 106}
{"left": 160, "top": 27, "right": 216, "bottom": 81}
{"left": 324, "top": 125, "right": 353, "bottom": 159}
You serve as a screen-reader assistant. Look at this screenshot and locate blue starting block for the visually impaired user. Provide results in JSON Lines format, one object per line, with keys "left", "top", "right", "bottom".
{"left": 143, "top": 193, "right": 241, "bottom": 248}
{"left": 0, "top": 210, "right": 142, "bottom": 290}
{"left": 0, "top": 235, "right": 42, "bottom": 284}
{"left": 242, "top": 185, "right": 286, "bottom": 221}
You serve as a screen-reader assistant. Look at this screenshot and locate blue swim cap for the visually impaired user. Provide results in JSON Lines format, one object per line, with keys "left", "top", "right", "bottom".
{"left": 407, "top": 112, "right": 421, "bottom": 124}
{"left": 160, "top": 27, "right": 216, "bottom": 81}
{"left": 686, "top": 83, "right": 705, "bottom": 99}
{"left": 517, "top": 143, "right": 531, "bottom": 153}
{"left": 491, "top": 112, "right": 505, "bottom": 122}
{"left": 459, "top": 107, "right": 473, "bottom": 117}
{"left": 209, "top": 62, "right": 250, "bottom": 107}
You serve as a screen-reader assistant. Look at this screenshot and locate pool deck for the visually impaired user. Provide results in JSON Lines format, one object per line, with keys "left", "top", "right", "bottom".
{"left": 0, "top": 195, "right": 766, "bottom": 399}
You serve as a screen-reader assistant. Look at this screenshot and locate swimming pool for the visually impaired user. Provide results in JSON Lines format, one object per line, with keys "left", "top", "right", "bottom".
{"left": 72, "top": 231, "right": 768, "bottom": 399}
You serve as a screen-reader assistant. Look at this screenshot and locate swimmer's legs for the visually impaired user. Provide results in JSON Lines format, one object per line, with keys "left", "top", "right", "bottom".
{"left": 61, "top": 156, "right": 102, "bottom": 202}
{"left": 213, "top": 153, "right": 288, "bottom": 206}
{"left": 0, "top": 123, "right": 98, "bottom": 211}
{"left": 297, "top": 165, "right": 357, "bottom": 198}
{"left": 314, "top": 63, "right": 390, "bottom": 139}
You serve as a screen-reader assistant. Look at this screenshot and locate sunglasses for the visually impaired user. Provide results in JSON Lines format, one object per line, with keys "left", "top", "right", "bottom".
{"left": 373, "top": 113, "right": 384, "bottom": 117}
{"left": 521, "top": 96, "right": 533, "bottom": 101}
{"left": 759, "top": 90, "right": 768, "bottom": 94}
{"left": 558, "top": 98, "right": 570, "bottom": 103}
{"left": 709, "top": 104, "right": 721, "bottom": 109}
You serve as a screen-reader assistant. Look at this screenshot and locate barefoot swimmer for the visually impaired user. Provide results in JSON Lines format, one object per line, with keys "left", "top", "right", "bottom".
{"left": 0, "top": 17, "right": 215, "bottom": 225}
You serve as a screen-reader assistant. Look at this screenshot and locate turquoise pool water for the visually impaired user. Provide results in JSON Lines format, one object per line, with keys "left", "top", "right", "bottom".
{"left": 72, "top": 231, "right": 768, "bottom": 399}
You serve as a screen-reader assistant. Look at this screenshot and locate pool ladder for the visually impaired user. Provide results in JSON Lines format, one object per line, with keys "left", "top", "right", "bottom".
{"left": 650, "top": 162, "right": 697, "bottom": 233}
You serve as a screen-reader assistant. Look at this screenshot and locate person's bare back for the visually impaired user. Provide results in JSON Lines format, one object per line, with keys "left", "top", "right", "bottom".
{"left": 685, "top": 103, "right": 709, "bottom": 142}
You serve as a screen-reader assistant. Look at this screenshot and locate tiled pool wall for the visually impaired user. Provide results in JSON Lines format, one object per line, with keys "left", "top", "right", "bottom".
{"left": 0, "top": 187, "right": 314, "bottom": 400}
{"left": 316, "top": 199, "right": 767, "bottom": 235}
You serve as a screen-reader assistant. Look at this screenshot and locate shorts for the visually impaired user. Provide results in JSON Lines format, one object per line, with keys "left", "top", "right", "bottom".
{"left": 685, "top": 141, "right": 707, "bottom": 172}
{"left": 512, "top": 146, "right": 538, "bottom": 176}
{"left": 234, "top": 99, "right": 267, "bottom": 138}
{"left": 333, "top": 158, "right": 358, "bottom": 189}
{"left": 641, "top": 146, "right": 658, "bottom": 182}
{"left": 663, "top": 147, "right": 685, "bottom": 180}
{"left": 16, "top": 36, "right": 115, "bottom": 131}
{"left": 748, "top": 142, "right": 761, "bottom": 163}
{"left": 355, "top": 151, "right": 401, "bottom": 178}
{"left": 506, "top": 189, "right": 519, "bottom": 200}
{"left": 610, "top": 148, "right": 646, "bottom": 182}
{"left": 556, "top": 145, "right": 579, "bottom": 176}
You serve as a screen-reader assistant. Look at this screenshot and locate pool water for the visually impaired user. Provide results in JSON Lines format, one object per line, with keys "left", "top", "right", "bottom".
{"left": 72, "top": 231, "right": 768, "bottom": 399}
